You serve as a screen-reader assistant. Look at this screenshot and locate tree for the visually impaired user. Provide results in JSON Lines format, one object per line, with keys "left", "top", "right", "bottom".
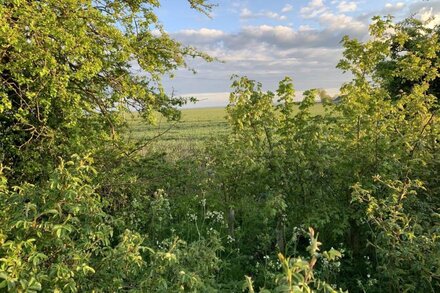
{"left": 0, "top": 1, "right": 223, "bottom": 291}
{"left": 0, "top": 0, "right": 213, "bottom": 184}
{"left": 380, "top": 18, "right": 439, "bottom": 104}
{"left": 337, "top": 16, "right": 440, "bottom": 292}
{"left": 212, "top": 15, "right": 439, "bottom": 291}
{"left": 338, "top": 16, "right": 439, "bottom": 108}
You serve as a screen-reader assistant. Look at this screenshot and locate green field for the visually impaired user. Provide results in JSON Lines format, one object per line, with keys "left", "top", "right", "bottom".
{"left": 125, "top": 104, "right": 326, "bottom": 157}
{"left": 125, "top": 107, "right": 229, "bottom": 157}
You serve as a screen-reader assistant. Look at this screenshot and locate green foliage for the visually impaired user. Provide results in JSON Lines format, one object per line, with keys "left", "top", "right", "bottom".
{"left": 206, "top": 15, "right": 439, "bottom": 292}
{"left": 0, "top": 155, "right": 223, "bottom": 292}
{"left": 0, "top": 1, "right": 224, "bottom": 292}
{"left": 245, "top": 228, "right": 345, "bottom": 293}
{"left": 1, "top": 1, "right": 439, "bottom": 291}
{"left": 0, "top": 156, "right": 128, "bottom": 291}
{"left": 352, "top": 177, "right": 440, "bottom": 292}
{"left": 337, "top": 19, "right": 439, "bottom": 290}
{"left": 0, "top": 0, "right": 212, "bottom": 184}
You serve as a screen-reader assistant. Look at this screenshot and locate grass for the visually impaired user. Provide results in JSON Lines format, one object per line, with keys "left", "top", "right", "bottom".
{"left": 125, "top": 104, "right": 326, "bottom": 158}
{"left": 125, "top": 107, "right": 229, "bottom": 158}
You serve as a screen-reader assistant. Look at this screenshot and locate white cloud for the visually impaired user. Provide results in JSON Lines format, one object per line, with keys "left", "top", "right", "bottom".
{"left": 282, "top": 4, "right": 293, "bottom": 13}
{"left": 384, "top": 2, "right": 406, "bottom": 11}
{"left": 299, "top": 0, "right": 365, "bottom": 32}
{"left": 167, "top": 24, "right": 350, "bottom": 99}
{"left": 179, "top": 28, "right": 225, "bottom": 38}
{"left": 240, "top": 8, "right": 287, "bottom": 20}
{"left": 338, "top": 1, "right": 357, "bottom": 13}
{"left": 299, "top": 25, "right": 314, "bottom": 32}
{"left": 242, "top": 25, "right": 297, "bottom": 43}
{"left": 319, "top": 11, "right": 365, "bottom": 31}
{"left": 161, "top": 0, "right": 440, "bottom": 105}
{"left": 240, "top": 8, "right": 253, "bottom": 18}
{"left": 300, "top": 0, "right": 327, "bottom": 18}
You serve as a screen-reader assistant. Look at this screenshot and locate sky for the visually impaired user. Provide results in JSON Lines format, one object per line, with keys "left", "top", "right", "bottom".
{"left": 153, "top": 0, "right": 440, "bottom": 108}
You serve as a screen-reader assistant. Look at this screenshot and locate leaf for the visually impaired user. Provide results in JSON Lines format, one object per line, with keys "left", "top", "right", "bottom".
{"left": 82, "top": 265, "right": 96, "bottom": 275}
{"left": 43, "top": 209, "right": 60, "bottom": 216}
{"left": 0, "top": 280, "right": 7, "bottom": 289}
{"left": 27, "top": 278, "right": 42, "bottom": 291}
{"left": 244, "top": 275, "right": 255, "bottom": 293}
{"left": 323, "top": 248, "right": 342, "bottom": 261}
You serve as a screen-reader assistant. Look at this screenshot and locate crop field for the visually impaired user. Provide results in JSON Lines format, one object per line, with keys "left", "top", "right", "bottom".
{"left": 125, "top": 104, "right": 326, "bottom": 157}
{"left": 125, "top": 107, "right": 229, "bottom": 157}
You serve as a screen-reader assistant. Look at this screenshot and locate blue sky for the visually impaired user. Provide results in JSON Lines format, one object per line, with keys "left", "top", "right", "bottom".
{"left": 152, "top": 0, "right": 440, "bottom": 107}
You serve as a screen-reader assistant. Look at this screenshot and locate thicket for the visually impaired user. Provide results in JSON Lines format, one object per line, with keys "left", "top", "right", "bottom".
{"left": 0, "top": 1, "right": 439, "bottom": 292}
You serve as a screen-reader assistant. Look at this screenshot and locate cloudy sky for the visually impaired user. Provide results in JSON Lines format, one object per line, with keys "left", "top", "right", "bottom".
{"left": 154, "top": 0, "right": 440, "bottom": 108}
